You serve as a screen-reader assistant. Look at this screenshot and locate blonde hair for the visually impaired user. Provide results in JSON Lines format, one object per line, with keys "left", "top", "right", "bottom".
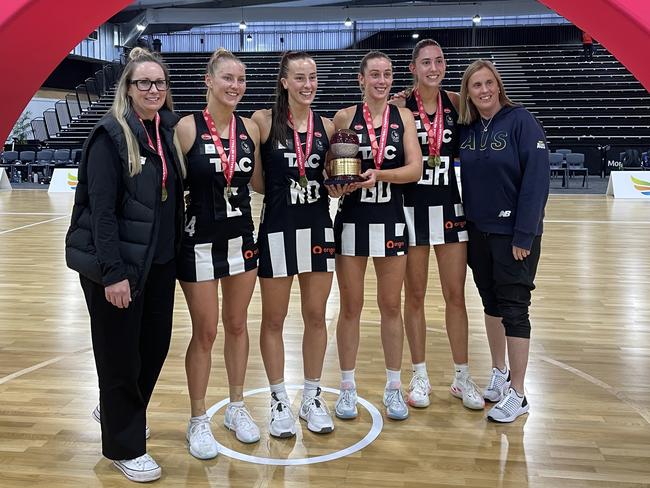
{"left": 110, "top": 47, "right": 185, "bottom": 177}
{"left": 205, "top": 48, "right": 246, "bottom": 103}
{"left": 458, "top": 59, "right": 516, "bottom": 125}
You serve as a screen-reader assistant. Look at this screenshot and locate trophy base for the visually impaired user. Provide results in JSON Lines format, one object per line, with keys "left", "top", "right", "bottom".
{"left": 324, "top": 174, "right": 366, "bottom": 186}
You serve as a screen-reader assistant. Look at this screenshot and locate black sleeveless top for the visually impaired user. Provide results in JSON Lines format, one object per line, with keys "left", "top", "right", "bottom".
{"left": 338, "top": 103, "right": 406, "bottom": 220}
{"left": 403, "top": 90, "right": 461, "bottom": 207}
{"left": 184, "top": 112, "right": 255, "bottom": 241}
{"left": 259, "top": 112, "right": 331, "bottom": 232}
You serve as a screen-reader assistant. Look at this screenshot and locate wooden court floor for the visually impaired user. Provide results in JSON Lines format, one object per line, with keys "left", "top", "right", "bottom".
{"left": 1, "top": 189, "right": 649, "bottom": 487}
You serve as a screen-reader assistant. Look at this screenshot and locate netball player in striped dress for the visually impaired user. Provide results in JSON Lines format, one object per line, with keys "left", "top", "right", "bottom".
{"left": 392, "top": 40, "right": 484, "bottom": 411}
{"left": 332, "top": 51, "right": 422, "bottom": 421}
{"left": 175, "top": 49, "right": 261, "bottom": 459}
{"left": 252, "top": 51, "right": 342, "bottom": 438}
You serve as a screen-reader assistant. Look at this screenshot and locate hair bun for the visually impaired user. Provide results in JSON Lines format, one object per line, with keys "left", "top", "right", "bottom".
{"left": 129, "top": 47, "right": 153, "bottom": 62}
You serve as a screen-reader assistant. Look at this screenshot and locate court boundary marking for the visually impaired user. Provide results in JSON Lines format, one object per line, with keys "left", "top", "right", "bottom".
{"left": 0, "top": 215, "right": 69, "bottom": 235}
{"left": 206, "top": 385, "right": 383, "bottom": 466}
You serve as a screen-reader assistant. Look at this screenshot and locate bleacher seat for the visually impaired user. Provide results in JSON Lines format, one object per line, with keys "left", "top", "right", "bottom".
{"left": 566, "top": 153, "right": 589, "bottom": 187}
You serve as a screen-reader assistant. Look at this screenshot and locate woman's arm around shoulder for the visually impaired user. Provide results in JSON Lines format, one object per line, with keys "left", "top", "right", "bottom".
{"left": 248, "top": 112, "right": 266, "bottom": 194}
{"left": 251, "top": 108, "right": 272, "bottom": 145}
{"left": 446, "top": 91, "right": 461, "bottom": 113}
{"left": 332, "top": 106, "right": 355, "bottom": 131}
{"left": 175, "top": 114, "right": 196, "bottom": 155}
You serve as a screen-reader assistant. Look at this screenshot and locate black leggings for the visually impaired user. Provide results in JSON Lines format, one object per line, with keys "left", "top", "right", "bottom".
{"left": 467, "top": 224, "right": 541, "bottom": 339}
{"left": 80, "top": 260, "right": 176, "bottom": 460}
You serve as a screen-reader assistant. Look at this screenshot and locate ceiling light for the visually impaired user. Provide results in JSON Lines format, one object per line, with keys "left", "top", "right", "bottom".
{"left": 344, "top": 17, "right": 352, "bottom": 27}
{"left": 136, "top": 24, "right": 145, "bottom": 31}
{"left": 239, "top": 20, "right": 247, "bottom": 30}
{"left": 246, "top": 34, "right": 252, "bottom": 42}
{"left": 472, "top": 14, "right": 481, "bottom": 24}
{"left": 412, "top": 33, "right": 420, "bottom": 39}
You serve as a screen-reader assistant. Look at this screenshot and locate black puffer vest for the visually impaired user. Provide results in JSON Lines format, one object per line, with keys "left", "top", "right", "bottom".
{"left": 65, "top": 108, "right": 184, "bottom": 297}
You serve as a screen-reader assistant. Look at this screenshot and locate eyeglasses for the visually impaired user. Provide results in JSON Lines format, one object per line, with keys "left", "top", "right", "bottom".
{"left": 130, "top": 79, "right": 169, "bottom": 91}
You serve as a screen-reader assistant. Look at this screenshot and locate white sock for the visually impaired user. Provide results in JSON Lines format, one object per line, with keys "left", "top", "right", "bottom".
{"left": 455, "top": 363, "right": 470, "bottom": 377}
{"left": 190, "top": 413, "right": 209, "bottom": 423}
{"left": 270, "top": 381, "right": 288, "bottom": 401}
{"left": 412, "top": 362, "right": 427, "bottom": 376}
{"left": 229, "top": 400, "right": 244, "bottom": 408}
{"left": 386, "top": 369, "right": 401, "bottom": 389}
{"left": 340, "top": 369, "right": 355, "bottom": 388}
{"left": 303, "top": 378, "right": 320, "bottom": 399}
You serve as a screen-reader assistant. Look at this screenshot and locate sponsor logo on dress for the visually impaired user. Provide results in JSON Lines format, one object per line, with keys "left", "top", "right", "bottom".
{"left": 239, "top": 134, "right": 248, "bottom": 140}
{"left": 241, "top": 141, "right": 251, "bottom": 154}
{"left": 390, "top": 130, "right": 400, "bottom": 143}
{"left": 314, "top": 131, "right": 322, "bottom": 138}
{"left": 390, "top": 123, "right": 399, "bottom": 129}
{"left": 201, "top": 133, "right": 212, "bottom": 141}
{"left": 498, "top": 210, "right": 512, "bottom": 217}
{"left": 536, "top": 141, "right": 546, "bottom": 149}
{"left": 444, "top": 108, "right": 451, "bottom": 114}
{"left": 354, "top": 124, "right": 363, "bottom": 130}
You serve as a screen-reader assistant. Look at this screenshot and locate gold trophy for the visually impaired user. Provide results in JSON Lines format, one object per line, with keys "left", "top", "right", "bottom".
{"left": 324, "top": 129, "right": 364, "bottom": 185}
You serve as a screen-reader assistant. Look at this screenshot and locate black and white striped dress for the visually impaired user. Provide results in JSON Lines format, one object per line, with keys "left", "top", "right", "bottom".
{"left": 403, "top": 91, "right": 467, "bottom": 246}
{"left": 257, "top": 114, "right": 334, "bottom": 278}
{"left": 334, "top": 103, "right": 408, "bottom": 257}
{"left": 177, "top": 112, "right": 258, "bottom": 282}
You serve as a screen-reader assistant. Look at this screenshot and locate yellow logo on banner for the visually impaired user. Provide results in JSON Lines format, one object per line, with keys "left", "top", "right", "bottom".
{"left": 67, "top": 172, "right": 78, "bottom": 190}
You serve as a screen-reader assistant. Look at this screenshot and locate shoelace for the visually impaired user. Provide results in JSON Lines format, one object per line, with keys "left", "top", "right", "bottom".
{"left": 495, "top": 393, "right": 522, "bottom": 416}
{"left": 462, "top": 377, "right": 482, "bottom": 398}
{"left": 487, "top": 370, "right": 507, "bottom": 392}
{"left": 385, "top": 389, "right": 405, "bottom": 409}
{"left": 271, "top": 392, "right": 292, "bottom": 419}
{"left": 190, "top": 420, "right": 214, "bottom": 444}
{"left": 338, "top": 389, "right": 356, "bottom": 409}
{"left": 410, "top": 374, "right": 429, "bottom": 393}
{"left": 123, "top": 453, "right": 155, "bottom": 468}
{"left": 231, "top": 406, "right": 255, "bottom": 431}
{"left": 303, "top": 395, "right": 330, "bottom": 416}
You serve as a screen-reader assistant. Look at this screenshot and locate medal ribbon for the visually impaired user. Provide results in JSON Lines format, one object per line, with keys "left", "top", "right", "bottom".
{"left": 414, "top": 89, "right": 443, "bottom": 158}
{"left": 362, "top": 102, "right": 390, "bottom": 170}
{"left": 203, "top": 108, "right": 237, "bottom": 190}
{"left": 288, "top": 109, "right": 314, "bottom": 181}
{"left": 139, "top": 113, "right": 168, "bottom": 198}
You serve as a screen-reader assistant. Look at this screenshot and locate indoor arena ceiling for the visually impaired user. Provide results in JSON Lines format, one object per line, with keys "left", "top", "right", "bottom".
{"left": 109, "top": 0, "right": 553, "bottom": 30}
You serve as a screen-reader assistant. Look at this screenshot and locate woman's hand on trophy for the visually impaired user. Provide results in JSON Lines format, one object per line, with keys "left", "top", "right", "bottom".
{"left": 351, "top": 168, "right": 377, "bottom": 190}
{"left": 326, "top": 183, "right": 352, "bottom": 198}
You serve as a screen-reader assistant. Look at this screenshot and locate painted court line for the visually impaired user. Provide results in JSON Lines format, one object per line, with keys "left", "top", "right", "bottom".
{"left": 0, "top": 215, "right": 69, "bottom": 235}
{"left": 0, "top": 347, "right": 93, "bottom": 385}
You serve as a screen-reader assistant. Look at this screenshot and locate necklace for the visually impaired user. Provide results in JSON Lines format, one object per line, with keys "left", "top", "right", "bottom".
{"left": 481, "top": 115, "right": 494, "bottom": 133}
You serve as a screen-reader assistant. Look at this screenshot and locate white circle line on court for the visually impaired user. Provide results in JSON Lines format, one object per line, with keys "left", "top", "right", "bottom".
{"left": 206, "top": 385, "right": 383, "bottom": 465}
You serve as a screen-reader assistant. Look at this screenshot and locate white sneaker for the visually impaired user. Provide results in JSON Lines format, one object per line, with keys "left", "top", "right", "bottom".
{"left": 383, "top": 386, "right": 409, "bottom": 420}
{"left": 224, "top": 404, "right": 260, "bottom": 444}
{"left": 92, "top": 405, "right": 150, "bottom": 440}
{"left": 407, "top": 373, "right": 432, "bottom": 408}
{"left": 299, "top": 388, "right": 334, "bottom": 434}
{"left": 269, "top": 392, "right": 296, "bottom": 438}
{"left": 451, "top": 374, "right": 486, "bottom": 410}
{"left": 486, "top": 387, "right": 529, "bottom": 423}
{"left": 334, "top": 384, "right": 358, "bottom": 420}
{"left": 186, "top": 415, "right": 218, "bottom": 460}
{"left": 483, "top": 367, "right": 511, "bottom": 402}
{"left": 113, "top": 453, "right": 161, "bottom": 482}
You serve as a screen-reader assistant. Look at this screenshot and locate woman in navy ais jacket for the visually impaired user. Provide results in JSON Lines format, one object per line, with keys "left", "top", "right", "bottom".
{"left": 458, "top": 59, "right": 549, "bottom": 423}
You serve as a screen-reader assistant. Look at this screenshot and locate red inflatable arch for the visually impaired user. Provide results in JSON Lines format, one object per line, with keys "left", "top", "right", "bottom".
{"left": 0, "top": 0, "right": 648, "bottom": 142}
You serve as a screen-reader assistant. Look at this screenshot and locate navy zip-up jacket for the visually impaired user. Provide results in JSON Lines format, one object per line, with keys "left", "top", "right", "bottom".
{"left": 459, "top": 105, "right": 549, "bottom": 250}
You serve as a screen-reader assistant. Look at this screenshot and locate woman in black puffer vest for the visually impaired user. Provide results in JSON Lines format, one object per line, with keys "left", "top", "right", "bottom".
{"left": 65, "top": 47, "right": 185, "bottom": 483}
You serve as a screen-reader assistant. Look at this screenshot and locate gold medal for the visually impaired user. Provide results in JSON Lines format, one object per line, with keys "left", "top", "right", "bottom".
{"left": 161, "top": 186, "right": 168, "bottom": 202}
{"left": 226, "top": 184, "right": 232, "bottom": 198}
{"left": 427, "top": 155, "right": 436, "bottom": 168}
{"left": 434, "top": 155, "right": 441, "bottom": 167}
{"left": 299, "top": 175, "right": 308, "bottom": 188}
